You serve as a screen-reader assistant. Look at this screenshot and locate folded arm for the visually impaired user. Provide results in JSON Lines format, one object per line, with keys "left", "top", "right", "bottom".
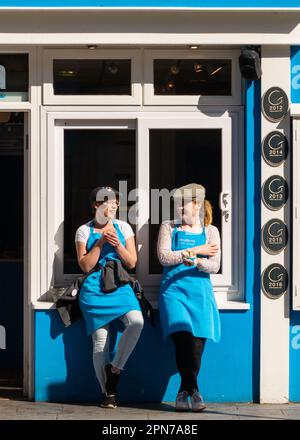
{"left": 196, "top": 225, "right": 221, "bottom": 274}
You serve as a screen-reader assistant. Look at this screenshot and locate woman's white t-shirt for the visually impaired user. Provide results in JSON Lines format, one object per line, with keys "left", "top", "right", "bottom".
{"left": 75, "top": 219, "right": 134, "bottom": 245}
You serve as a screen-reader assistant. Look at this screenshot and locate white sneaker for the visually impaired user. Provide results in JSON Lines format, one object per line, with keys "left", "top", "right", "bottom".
{"left": 175, "top": 391, "right": 190, "bottom": 411}
{"left": 190, "top": 389, "right": 206, "bottom": 412}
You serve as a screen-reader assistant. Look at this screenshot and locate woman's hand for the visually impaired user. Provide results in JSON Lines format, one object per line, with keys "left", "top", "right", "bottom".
{"left": 182, "top": 250, "right": 197, "bottom": 267}
{"left": 103, "top": 230, "right": 120, "bottom": 247}
{"left": 192, "top": 243, "right": 218, "bottom": 257}
{"left": 182, "top": 257, "right": 196, "bottom": 267}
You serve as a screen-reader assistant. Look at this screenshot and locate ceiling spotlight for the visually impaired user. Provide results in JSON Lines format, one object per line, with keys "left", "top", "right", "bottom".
{"left": 194, "top": 63, "right": 204, "bottom": 73}
{"left": 87, "top": 45, "right": 98, "bottom": 50}
{"left": 189, "top": 45, "right": 199, "bottom": 50}
{"left": 166, "top": 80, "right": 175, "bottom": 90}
{"left": 107, "top": 63, "right": 119, "bottom": 75}
{"left": 170, "top": 65, "right": 180, "bottom": 75}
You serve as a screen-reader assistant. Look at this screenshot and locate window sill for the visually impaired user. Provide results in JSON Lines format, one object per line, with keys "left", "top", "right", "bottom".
{"left": 31, "top": 298, "right": 250, "bottom": 311}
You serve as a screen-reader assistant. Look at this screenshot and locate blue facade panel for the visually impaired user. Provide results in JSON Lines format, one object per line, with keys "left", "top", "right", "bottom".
{"left": 291, "top": 46, "right": 300, "bottom": 104}
{"left": 35, "top": 309, "right": 256, "bottom": 402}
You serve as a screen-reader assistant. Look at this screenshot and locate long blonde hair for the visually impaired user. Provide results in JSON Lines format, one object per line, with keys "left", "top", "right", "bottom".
{"left": 203, "top": 199, "right": 213, "bottom": 226}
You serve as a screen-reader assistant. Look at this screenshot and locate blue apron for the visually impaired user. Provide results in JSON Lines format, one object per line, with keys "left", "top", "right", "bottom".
{"left": 159, "top": 225, "right": 221, "bottom": 342}
{"left": 79, "top": 220, "right": 141, "bottom": 336}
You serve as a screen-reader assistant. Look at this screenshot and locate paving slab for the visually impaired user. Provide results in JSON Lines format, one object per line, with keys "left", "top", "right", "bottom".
{"left": 0, "top": 399, "right": 299, "bottom": 420}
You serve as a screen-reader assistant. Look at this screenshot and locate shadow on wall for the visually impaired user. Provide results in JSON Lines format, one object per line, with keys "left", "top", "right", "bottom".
{"left": 45, "top": 310, "right": 177, "bottom": 403}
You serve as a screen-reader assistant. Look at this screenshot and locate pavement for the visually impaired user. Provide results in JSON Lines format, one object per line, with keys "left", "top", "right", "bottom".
{"left": 0, "top": 395, "right": 300, "bottom": 420}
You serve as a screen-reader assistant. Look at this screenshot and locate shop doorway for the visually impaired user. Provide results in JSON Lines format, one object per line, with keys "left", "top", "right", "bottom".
{"left": 0, "top": 112, "right": 24, "bottom": 398}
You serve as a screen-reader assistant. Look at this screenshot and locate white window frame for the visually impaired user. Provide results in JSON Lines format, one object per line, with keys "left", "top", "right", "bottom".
{"left": 144, "top": 49, "right": 241, "bottom": 106}
{"left": 43, "top": 49, "right": 142, "bottom": 106}
{"left": 136, "top": 112, "right": 244, "bottom": 305}
{"left": 46, "top": 113, "right": 136, "bottom": 287}
{"left": 0, "top": 46, "right": 35, "bottom": 107}
{"left": 44, "top": 109, "right": 245, "bottom": 308}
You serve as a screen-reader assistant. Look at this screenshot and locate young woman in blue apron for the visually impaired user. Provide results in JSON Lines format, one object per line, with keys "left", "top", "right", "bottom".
{"left": 157, "top": 183, "right": 221, "bottom": 412}
{"left": 75, "top": 187, "right": 143, "bottom": 409}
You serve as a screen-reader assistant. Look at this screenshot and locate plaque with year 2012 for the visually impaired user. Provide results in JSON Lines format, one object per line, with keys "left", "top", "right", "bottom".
{"left": 262, "top": 87, "right": 289, "bottom": 123}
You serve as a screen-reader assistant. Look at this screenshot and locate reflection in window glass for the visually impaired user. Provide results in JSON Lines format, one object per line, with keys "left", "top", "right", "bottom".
{"left": 154, "top": 59, "right": 231, "bottom": 96}
{"left": 150, "top": 129, "right": 222, "bottom": 274}
{"left": 0, "top": 54, "right": 29, "bottom": 102}
{"left": 0, "top": 113, "right": 24, "bottom": 260}
{"left": 64, "top": 129, "right": 136, "bottom": 274}
{"left": 54, "top": 59, "right": 131, "bottom": 95}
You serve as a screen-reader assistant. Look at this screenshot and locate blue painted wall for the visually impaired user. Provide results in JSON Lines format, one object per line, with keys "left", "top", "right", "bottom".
{"left": 34, "top": 78, "right": 262, "bottom": 403}
{"left": 291, "top": 46, "right": 300, "bottom": 104}
{"left": 0, "top": 0, "right": 298, "bottom": 7}
{"left": 290, "top": 46, "right": 300, "bottom": 402}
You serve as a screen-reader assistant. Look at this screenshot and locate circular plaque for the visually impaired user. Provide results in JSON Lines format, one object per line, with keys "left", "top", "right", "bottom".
{"left": 262, "top": 175, "right": 288, "bottom": 210}
{"left": 262, "top": 263, "right": 288, "bottom": 299}
{"left": 261, "top": 219, "right": 288, "bottom": 255}
{"left": 262, "top": 87, "right": 289, "bottom": 122}
{"left": 262, "top": 131, "right": 288, "bottom": 166}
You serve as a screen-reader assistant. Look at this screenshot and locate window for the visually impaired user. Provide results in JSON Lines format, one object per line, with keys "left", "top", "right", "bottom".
{"left": 43, "top": 50, "right": 142, "bottom": 105}
{"left": 144, "top": 50, "right": 241, "bottom": 106}
{"left": 53, "top": 59, "right": 131, "bottom": 96}
{"left": 45, "top": 111, "right": 244, "bottom": 306}
{"left": 137, "top": 115, "right": 241, "bottom": 301}
{"left": 149, "top": 128, "right": 222, "bottom": 275}
{"left": 0, "top": 112, "right": 24, "bottom": 260}
{"left": 63, "top": 128, "right": 136, "bottom": 275}
{"left": 0, "top": 54, "right": 28, "bottom": 102}
{"left": 154, "top": 59, "right": 231, "bottom": 96}
{"left": 46, "top": 116, "right": 136, "bottom": 286}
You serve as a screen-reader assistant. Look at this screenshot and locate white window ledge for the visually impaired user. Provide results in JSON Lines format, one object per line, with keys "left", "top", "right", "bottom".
{"left": 31, "top": 299, "right": 250, "bottom": 311}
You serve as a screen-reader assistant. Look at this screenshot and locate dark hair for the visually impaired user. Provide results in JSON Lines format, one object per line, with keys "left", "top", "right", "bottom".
{"left": 88, "top": 186, "right": 120, "bottom": 207}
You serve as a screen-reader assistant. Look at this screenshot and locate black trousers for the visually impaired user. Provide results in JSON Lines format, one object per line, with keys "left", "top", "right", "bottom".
{"left": 171, "top": 331, "right": 206, "bottom": 395}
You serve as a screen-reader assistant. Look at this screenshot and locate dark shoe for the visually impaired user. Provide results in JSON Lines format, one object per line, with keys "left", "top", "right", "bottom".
{"left": 105, "top": 363, "right": 121, "bottom": 396}
{"left": 100, "top": 394, "right": 117, "bottom": 409}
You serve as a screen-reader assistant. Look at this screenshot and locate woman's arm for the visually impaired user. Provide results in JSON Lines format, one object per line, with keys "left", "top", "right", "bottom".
{"left": 75, "top": 236, "right": 105, "bottom": 273}
{"left": 196, "top": 225, "right": 221, "bottom": 274}
{"left": 157, "top": 222, "right": 185, "bottom": 266}
{"left": 103, "top": 229, "right": 137, "bottom": 270}
{"left": 115, "top": 236, "right": 137, "bottom": 270}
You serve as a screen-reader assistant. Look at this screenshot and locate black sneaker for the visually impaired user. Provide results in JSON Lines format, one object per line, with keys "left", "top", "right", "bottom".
{"left": 100, "top": 394, "right": 117, "bottom": 409}
{"left": 105, "top": 363, "right": 121, "bottom": 396}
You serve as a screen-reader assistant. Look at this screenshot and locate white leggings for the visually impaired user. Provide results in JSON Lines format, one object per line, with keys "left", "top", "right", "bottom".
{"left": 92, "top": 310, "right": 144, "bottom": 393}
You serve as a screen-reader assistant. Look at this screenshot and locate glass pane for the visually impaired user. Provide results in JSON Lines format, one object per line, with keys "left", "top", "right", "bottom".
{"left": 154, "top": 59, "right": 231, "bottom": 96}
{"left": 149, "top": 129, "right": 222, "bottom": 275}
{"left": 0, "top": 54, "right": 29, "bottom": 102}
{"left": 0, "top": 112, "right": 24, "bottom": 260}
{"left": 64, "top": 129, "right": 136, "bottom": 274}
{"left": 54, "top": 59, "right": 131, "bottom": 95}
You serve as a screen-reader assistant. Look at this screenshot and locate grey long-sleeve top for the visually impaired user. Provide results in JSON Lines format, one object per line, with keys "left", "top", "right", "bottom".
{"left": 157, "top": 221, "right": 221, "bottom": 274}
